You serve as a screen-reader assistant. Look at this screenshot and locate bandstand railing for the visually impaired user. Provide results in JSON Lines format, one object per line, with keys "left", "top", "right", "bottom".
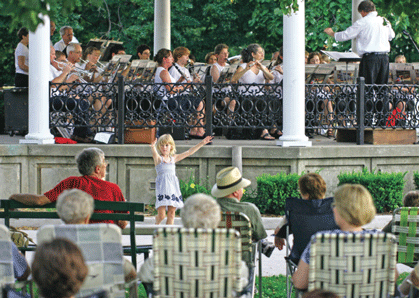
{"left": 48, "top": 75, "right": 419, "bottom": 145}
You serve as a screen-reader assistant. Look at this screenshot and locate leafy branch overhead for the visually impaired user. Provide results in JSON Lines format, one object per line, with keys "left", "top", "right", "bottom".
{"left": 0, "top": 0, "right": 100, "bottom": 32}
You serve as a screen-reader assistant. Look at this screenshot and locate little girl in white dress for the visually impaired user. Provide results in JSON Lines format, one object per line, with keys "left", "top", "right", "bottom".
{"left": 150, "top": 134, "right": 213, "bottom": 224}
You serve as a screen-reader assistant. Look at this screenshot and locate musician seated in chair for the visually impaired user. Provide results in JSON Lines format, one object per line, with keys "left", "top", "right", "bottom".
{"left": 169, "top": 46, "right": 205, "bottom": 138}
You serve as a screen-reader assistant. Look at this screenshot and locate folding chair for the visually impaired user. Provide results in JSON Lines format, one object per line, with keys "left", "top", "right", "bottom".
{"left": 391, "top": 207, "right": 419, "bottom": 267}
{"left": 218, "top": 212, "right": 259, "bottom": 297}
{"left": 283, "top": 197, "right": 338, "bottom": 298}
{"left": 308, "top": 232, "right": 397, "bottom": 297}
{"left": 0, "top": 225, "right": 32, "bottom": 298}
{"left": 152, "top": 227, "right": 243, "bottom": 298}
{"left": 37, "top": 224, "right": 137, "bottom": 298}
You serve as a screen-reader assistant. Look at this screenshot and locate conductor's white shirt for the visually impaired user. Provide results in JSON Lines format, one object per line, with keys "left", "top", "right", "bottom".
{"left": 334, "top": 11, "right": 395, "bottom": 56}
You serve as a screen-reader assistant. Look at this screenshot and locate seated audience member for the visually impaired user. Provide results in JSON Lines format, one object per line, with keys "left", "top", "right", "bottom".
{"left": 139, "top": 193, "right": 249, "bottom": 290}
{"left": 53, "top": 26, "right": 79, "bottom": 55}
{"left": 9, "top": 148, "right": 128, "bottom": 229}
{"left": 10, "top": 242, "right": 31, "bottom": 281}
{"left": 395, "top": 54, "right": 407, "bottom": 64}
{"left": 274, "top": 173, "right": 338, "bottom": 263}
{"left": 56, "top": 189, "right": 136, "bottom": 282}
{"left": 32, "top": 238, "right": 88, "bottom": 298}
{"left": 292, "top": 184, "right": 378, "bottom": 290}
{"left": 137, "top": 44, "right": 151, "bottom": 60}
{"left": 302, "top": 289, "right": 339, "bottom": 298}
{"left": 211, "top": 166, "right": 275, "bottom": 257}
{"left": 399, "top": 261, "right": 419, "bottom": 296}
{"left": 169, "top": 46, "right": 205, "bottom": 138}
{"left": 231, "top": 43, "right": 276, "bottom": 140}
{"left": 382, "top": 190, "right": 419, "bottom": 233}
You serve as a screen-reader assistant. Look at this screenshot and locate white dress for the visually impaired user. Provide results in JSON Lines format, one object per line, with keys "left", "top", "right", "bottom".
{"left": 155, "top": 156, "right": 184, "bottom": 210}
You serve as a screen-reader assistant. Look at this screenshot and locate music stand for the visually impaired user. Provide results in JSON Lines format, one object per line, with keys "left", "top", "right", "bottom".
{"left": 321, "top": 50, "right": 361, "bottom": 82}
{"left": 101, "top": 41, "right": 124, "bottom": 62}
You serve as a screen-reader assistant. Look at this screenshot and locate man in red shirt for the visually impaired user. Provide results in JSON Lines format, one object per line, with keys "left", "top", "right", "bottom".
{"left": 9, "top": 147, "right": 128, "bottom": 229}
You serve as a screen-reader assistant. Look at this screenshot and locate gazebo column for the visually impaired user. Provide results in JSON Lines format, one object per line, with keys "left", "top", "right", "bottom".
{"left": 154, "top": 0, "right": 171, "bottom": 55}
{"left": 277, "top": 0, "right": 311, "bottom": 147}
{"left": 20, "top": 14, "right": 54, "bottom": 145}
{"left": 351, "top": 0, "right": 362, "bottom": 53}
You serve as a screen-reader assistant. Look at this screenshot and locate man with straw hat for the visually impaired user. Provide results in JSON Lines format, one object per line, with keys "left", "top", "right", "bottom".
{"left": 212, "top": 167, "right": 274, "bottom": 256}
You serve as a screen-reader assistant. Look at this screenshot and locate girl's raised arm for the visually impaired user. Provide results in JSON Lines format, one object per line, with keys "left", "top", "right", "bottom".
{"left": 150, "top": 139, "right": 161, "bottom": 166}
{"left": 174, "top": 136, "right": 213, "bottom": 163}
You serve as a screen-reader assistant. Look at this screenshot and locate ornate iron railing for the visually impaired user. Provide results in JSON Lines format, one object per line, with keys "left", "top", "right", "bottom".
{"left": 49, "top": 76, "right": 419, "bottom": 144}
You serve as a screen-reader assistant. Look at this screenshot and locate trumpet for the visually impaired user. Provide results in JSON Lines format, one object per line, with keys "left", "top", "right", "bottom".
{"left": 80, "top": 59, "right": 105, "bottom": 74}
{"left": 54, "top": 59, "right": 71, "bottom": 70}
{"left": 53, "top": 60, "right": 88, "bottom": 83}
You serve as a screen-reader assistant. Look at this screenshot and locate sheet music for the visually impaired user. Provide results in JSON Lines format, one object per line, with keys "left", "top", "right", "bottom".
{"left": 321, "top": 50, "right": 361, "bottom": 62}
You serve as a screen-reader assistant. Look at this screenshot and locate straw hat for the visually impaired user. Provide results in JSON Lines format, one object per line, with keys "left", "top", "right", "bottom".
{"left": 211, "top": 167, "right": 251, "bottom": 198}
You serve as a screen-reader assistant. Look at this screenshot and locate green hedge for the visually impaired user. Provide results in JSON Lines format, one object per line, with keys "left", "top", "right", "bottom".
{"left": 337, "top": 168, "right": 406, "bottom": 213}
{"left": 413, "top": 171, "right": 419, "bottom": 190}
{"left": 242, "top": 173, "right": 301, "bottom": 215}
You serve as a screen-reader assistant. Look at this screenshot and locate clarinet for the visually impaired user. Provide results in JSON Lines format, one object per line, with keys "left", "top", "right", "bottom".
{"left": 173, "top": 64, "right": 190, "bottom": 83}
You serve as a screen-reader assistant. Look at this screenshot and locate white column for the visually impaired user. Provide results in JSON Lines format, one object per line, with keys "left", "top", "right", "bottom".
{"left": 351, "top": 0, "right": 363, "bottom": 54}
{"left": 20, "top": 15, "right": 55, "bottom": 144}
{"left": 154, "top": 0, "right": 171, "bottom": 55}
{"left": 277, "top": 0, "right": 311, "bottom": 147}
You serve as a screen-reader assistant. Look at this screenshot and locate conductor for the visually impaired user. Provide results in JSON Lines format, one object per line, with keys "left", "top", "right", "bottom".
{"left": 324, "top": 0, "right": 395, "bottom": 84}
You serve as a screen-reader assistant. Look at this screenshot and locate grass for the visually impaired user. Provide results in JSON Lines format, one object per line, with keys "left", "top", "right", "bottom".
{"left": 18, "top": 272, "right": 412, "bottom": 298}
{"left": 255, "top": 275, "right": 288, "bottom": 298}
{"left": 135, "top": 275, "right": 289, "bottom": 298}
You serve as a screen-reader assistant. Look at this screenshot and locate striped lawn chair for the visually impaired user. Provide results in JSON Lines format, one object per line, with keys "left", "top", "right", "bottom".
{"left": 391, "top": 207, "right": 419, "bottom": 267}
{"left": 308, "top": 232, "right": 397, "bottom": 297}
{"left": 37, "top": 224, "right": 137, "bottom": 298}
{"left": 152, "top": 227, "right": 243, "bottom": 298}
{"left": 218, "top": 212, "right": 258, "bottom": 297}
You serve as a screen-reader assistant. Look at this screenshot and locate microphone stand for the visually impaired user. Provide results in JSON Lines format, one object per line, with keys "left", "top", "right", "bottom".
{"left": 403, "top": 30, "right": 419, "bottom": 55}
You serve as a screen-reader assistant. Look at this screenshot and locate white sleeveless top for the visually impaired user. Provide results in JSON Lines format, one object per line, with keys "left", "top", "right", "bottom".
{"left": 238, "top": 63, "right": 266, "bottom": 95}
{"left": 154, "top": 66, "right": 176, "bottom": 98}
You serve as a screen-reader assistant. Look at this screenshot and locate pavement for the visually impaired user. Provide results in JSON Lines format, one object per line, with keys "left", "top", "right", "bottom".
{"left": 0, "top": 131, "right": 352, "bottom": 146}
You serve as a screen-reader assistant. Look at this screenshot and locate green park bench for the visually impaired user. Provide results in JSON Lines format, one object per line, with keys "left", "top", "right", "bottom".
{"left": 0, "top": 199, "right": 150, "bottom": 267}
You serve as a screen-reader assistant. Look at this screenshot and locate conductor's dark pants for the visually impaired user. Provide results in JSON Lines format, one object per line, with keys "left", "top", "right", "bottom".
{"left": 359, "top": 53, "right": 389, "bottom": 84}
